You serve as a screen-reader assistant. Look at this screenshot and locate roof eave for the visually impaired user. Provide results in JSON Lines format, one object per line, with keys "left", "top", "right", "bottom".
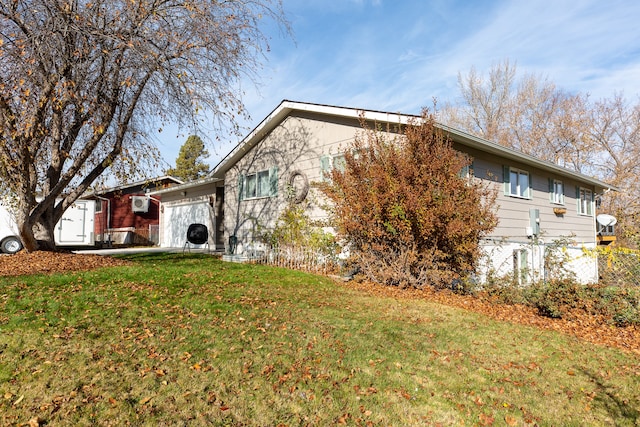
{"left": 208, "top": 100, "right": 618, "bottom": 194}
{"left": 149, "top": 176, "right": 222, "bottom": 196}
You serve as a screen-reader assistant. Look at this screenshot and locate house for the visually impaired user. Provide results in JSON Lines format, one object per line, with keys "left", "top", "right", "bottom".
{"left": 84, "top": 176, "right": 182, "bottom": 247}
{"left": 154, "top": 100, "right": 616, "bottom": 283}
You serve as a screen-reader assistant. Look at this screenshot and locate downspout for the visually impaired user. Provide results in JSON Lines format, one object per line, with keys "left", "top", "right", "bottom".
{"left": 95, "top": 196, "right": 111, "bottom": 244}
{"left": 147, "top": 195, "right": 162, "bottom": 246}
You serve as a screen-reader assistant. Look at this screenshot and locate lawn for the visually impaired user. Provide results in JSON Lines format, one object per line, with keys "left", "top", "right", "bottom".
{"left": 0, "top": 253, "right": 639, "bottom": 426}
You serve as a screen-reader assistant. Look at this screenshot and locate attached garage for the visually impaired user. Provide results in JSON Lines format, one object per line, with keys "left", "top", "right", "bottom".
{"left": 151, "top": 177, "right": 224, "bottom": 250}
{"left": 161, "top": 198, "right": 212, "bottom": 247}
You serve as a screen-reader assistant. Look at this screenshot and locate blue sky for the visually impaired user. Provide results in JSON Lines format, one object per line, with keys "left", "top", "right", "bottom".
{"left": 156, "top": 0, "right": 640, "bottom": 169}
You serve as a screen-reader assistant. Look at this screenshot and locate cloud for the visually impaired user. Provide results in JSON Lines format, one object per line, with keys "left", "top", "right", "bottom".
{"left": 157, "top": 0, "right": 640, "bottom": 167}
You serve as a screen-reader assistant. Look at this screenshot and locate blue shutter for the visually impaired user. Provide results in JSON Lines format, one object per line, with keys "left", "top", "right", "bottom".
{"left": 503, "top": 165, "right": 510, "bottom": 196}
{"left": 523, "top": 172, "right": 531, "bottom": 199}
{"left": 269, "top": 167, "right": 278, "bottom": 197}
{"left": 320, "top": 155, "right": 331, "bottom": 181}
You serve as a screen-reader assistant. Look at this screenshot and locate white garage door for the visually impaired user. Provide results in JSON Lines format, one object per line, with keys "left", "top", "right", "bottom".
{"left": 162, "top": 200, "right": 211, "bottom": 248}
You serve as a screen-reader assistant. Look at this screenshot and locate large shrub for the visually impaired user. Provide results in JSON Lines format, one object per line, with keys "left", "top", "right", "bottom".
{"left": 321, "top": 110, "right": 497, "bottom": 288}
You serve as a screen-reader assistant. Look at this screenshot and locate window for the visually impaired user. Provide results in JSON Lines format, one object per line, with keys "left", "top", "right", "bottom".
{"left": 513, "top": 248, "right": 530, "bottom": 285}
{"left": 320, "top": 153, "right": 346, "bottom": 181}
{"left": 549, "top": 179, "right": 564, "bottom": 204}
{"left": 239, "top": 167, "right": 278, "bottom": 200}
{"left": 503, "top": 166, "right": 531, "bottom": 198}
{"left": 577, "top": 187, "right": 593, "bottom": 216}
{"left": 95, "top": 200, "right": 103, "bottom": 213}
{"left": 459, "top": 161, "right": 475, "bottom": 180}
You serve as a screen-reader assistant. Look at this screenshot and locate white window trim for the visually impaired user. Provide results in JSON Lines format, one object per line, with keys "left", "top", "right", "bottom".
{"left": 550, "top": 178, "right": 564, "bottom": 205}
{"left": 320, "top": 153, "right": 346, "bottom": 181}
{"left": 577, "top": 187, "right": 593, "bottom": 216}
{"left": 239, "top": 167, "right": 278, "bottom": 201}
{"left": 504, "top": 166, "right": 531, "bottom": 199}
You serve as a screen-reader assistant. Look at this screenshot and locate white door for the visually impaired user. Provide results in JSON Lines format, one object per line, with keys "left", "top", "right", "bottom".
{"left": 56, "top": 200, "right": 95, "bottom": 245}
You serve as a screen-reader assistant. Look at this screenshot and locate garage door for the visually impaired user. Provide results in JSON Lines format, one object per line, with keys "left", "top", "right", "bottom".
{"left": 162, "top": 200, "right": 212, "bottom": 248}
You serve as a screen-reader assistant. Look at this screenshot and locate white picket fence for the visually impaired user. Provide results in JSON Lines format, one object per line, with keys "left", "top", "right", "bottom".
{"left": 253, "top": 244, "right": 340, "bottom": 275}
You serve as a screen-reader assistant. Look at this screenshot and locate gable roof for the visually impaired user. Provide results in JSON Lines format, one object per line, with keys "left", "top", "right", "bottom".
{"left": 209, "top": 100, "right": 616, "bottom": 193}
{"left": 84, "top": 175, "right": 184, "bottom": 198}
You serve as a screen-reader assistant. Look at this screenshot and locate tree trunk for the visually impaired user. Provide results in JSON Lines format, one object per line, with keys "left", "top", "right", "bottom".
{"left": 18, "top": 221, "right": 39, "bottom": 252}
{"left": 33, "top": 218, "right": 57, "bottom": 252}
{"left": 16, "top": 201, "right": 58, "bottom": 252}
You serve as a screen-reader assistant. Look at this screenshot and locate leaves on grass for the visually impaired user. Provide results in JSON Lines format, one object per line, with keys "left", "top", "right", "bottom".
{"left": 342, "top": 280, "right": 640, "bottom": 354}
{"left": 0, "top": 251, "right": 131, "bottom": 277}
{"left": 2, "top": 252, "right": 639, "bottom": 426}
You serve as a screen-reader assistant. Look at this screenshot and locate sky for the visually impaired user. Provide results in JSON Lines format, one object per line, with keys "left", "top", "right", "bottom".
{"left": 156, "top": 0, "right": 640, "bottom": 170}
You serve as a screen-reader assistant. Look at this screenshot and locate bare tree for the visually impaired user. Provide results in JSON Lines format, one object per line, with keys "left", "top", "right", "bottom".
{"left": 508, "top": 75, "right": 596, "bottom": 173}
{"left": 0, "top": 0, "right": 288, "bottom": 251}
{"left": 447, "top": 59, "right": 516, "bottom": 144}
{"left": 444, "top": 60, "right": 594, "bottom": 169}
{"left": 589, "top": 95, "right": 640, "bottom": 244}
{"left": 442, "top": 60, "right": 640, "bottom": 247}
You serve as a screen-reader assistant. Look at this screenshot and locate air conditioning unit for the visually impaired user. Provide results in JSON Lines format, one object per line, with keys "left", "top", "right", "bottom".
{"left": 131, "top": 196, "right": 150, "bottom": 213}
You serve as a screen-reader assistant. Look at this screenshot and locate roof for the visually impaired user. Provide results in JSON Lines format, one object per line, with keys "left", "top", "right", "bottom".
{"left": 85, "top": 175, "right": 184, "bottom": 197}
{"left": 149, "top": 176, "right": 221, "bottom": 196}
{"left": 209, "top": 100, "right": 617, "bottom": 193}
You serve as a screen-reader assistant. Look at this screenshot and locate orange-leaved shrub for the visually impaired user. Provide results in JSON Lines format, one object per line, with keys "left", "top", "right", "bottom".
{"left": 321, "top": 110, "right": 497, "bottom": 288}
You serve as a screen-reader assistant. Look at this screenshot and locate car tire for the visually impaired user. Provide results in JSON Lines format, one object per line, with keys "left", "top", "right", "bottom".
{"left": 1, "top": 236, "right": 23, "bottom": 254}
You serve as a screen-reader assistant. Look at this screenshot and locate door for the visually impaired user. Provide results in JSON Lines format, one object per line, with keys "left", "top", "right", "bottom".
{"left": 56, "top": 200, "right": 95, "bottom": 245}
{"left": 162, "top": 200, "right": 211, "bottom": 248}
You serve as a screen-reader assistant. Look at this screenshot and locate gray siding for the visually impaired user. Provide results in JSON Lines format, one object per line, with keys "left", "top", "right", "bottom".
{"left": 224, "top": 112, "right": 597, "bottom": 249}
{"left": 471, "top": 150, "right": 596, "bottom": 244}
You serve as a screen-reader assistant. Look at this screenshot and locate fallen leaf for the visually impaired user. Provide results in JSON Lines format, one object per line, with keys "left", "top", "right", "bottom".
{"left": 505, "top": 415, "right": 518, "bottom": 426}
{"left": 478, "top": 412, "right": 495, "bottom": 426}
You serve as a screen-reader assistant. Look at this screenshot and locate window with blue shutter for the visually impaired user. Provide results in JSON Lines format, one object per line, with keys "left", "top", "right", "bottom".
{"left": 240, "top": 167, "right": 279, "bottom": 200}
{"left": 320, "top": 153, "right": 347, "bottom": 181}
{"left": 549, "top": 178, "right": 564, "bottom": 204}
{"left": 577, "top": 186, "right": 593, "bottom": 215}
{"left": 504, "top": 166, "right": 531, "bottom": 198}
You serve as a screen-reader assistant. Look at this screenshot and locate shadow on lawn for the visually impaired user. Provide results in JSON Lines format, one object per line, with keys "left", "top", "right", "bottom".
{"left": 581, "top": 368, "right": 640, "bottom": 423}
{"left": 115, "top": 252, "right": 217, "bottom": 264}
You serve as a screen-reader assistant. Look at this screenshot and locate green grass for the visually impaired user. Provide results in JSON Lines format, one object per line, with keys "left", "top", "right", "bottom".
{"left": 1, "top": 253, "right": 639, "bottom": 426}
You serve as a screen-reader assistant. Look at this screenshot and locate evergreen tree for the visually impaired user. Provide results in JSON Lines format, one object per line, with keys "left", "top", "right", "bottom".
{"left": 167, "top": 136, "right": 210, "bottom": 181}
